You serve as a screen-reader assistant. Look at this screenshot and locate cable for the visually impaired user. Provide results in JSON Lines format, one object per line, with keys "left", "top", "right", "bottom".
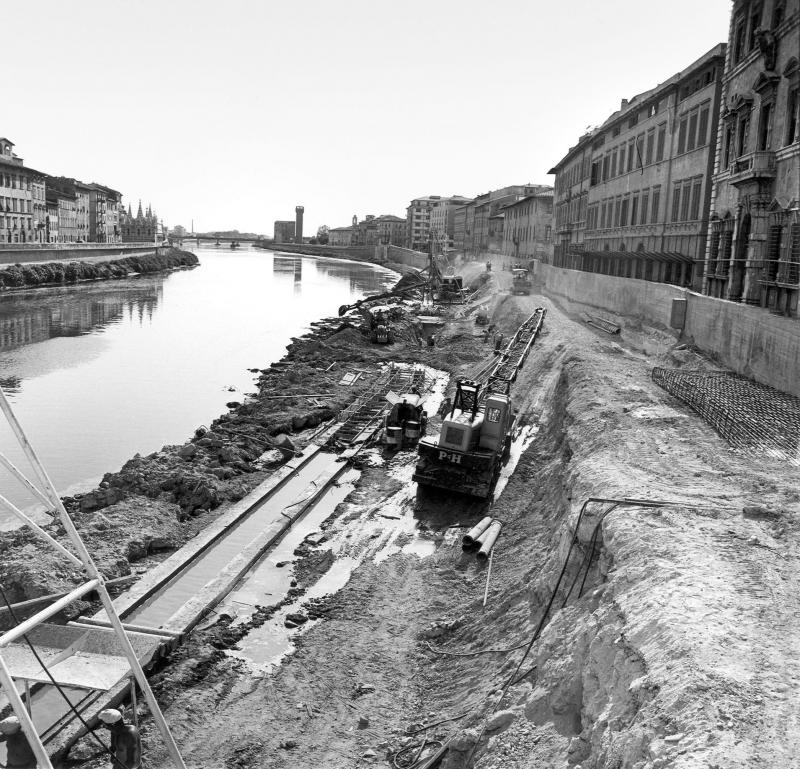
{"left": 0, "top": 584, "right": 132, "bottom": 769}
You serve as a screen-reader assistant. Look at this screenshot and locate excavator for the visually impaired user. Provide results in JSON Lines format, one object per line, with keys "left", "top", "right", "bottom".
{"left": 382, "top": 390, "right": 428, "bottom": 449}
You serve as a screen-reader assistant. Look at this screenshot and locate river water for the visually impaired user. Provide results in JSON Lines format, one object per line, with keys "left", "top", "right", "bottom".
{"left": 0, "top": 245, "right": 396, "bottom": 529}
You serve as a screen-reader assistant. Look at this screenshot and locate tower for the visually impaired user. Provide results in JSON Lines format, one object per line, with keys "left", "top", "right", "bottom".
{"left": 295, "top": 206, "right": 304, "bottom": 244}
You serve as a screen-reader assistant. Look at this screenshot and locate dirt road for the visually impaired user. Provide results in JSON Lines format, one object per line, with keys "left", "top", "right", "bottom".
{"left": 72, "top": 263, "right": 800, "bottom": 769}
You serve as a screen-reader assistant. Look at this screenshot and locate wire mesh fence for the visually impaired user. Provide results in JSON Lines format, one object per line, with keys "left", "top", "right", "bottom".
{"left": 651, "top": 368, "right": 800, "bottom": 465}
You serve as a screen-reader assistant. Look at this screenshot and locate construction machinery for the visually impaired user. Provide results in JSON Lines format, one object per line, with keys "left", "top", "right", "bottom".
{"left": 412, "top": 308, "right": 546, "bottom": 498}
{"left": 511, "top": 268, "right": 532, "bottom": 295}
{"left": 475, "top": 308, "right": 490, "bottom": 326}
{"left": 382, "top": 390, "right": 428, "bottom": 449}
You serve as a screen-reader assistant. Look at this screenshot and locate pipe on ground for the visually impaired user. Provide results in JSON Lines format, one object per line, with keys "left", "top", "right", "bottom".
{"left": 462, "top": 516, "right": 492, "bottom": 548}
{"left": 477, "top": 521, "right": 502, "bottom": 560}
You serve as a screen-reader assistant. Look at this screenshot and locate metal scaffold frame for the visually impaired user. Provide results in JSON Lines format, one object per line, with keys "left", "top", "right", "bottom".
{"left": 0, "top": 387, "right": 187, "bottom": 769}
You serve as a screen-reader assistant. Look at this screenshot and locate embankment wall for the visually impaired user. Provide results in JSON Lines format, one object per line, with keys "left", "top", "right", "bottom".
{"left": 0, "top": 244, "right": 168, "bottom": 265}
{"left": 533, "top": 260, "right": 800, "bottom": 398}
{"left": 253, "top": 242, "right": 377, "bottom": 262}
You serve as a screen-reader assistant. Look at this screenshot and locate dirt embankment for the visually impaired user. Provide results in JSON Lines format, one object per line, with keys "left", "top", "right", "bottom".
{"left": 0, "top": 270, "right": 490, "bottom": 626}
{"left": 107, "top": 264, "right": 800, "bottom": 769}
{"left": 0, "top": 248, "right": 198, "bottom": 290}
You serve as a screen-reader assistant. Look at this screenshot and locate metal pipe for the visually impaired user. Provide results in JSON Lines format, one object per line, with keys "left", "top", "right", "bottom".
{"left": 0, "top": 575, "right": 134, "bottom": 616}
{"left": 462, "top": 516, "right": 492, "bottom": 548}
{"left": 477, "top": 521, "right": 502, "bottom": 561}
{"left": 0, "top": 580, "right": 100, "bottom": 648}
{"left": 0, "top": 492, "right": 82, "bottom": 567}
{"left": 0, "top": 450, "right": 54, "bottom": 509}
{"left": 0, "top": 653, "right": 55, "bottom": 769}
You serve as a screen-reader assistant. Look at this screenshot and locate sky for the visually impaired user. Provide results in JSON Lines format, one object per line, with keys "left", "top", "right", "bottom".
{"left": 4, "top": 0, "right": 732, "bottom": 237}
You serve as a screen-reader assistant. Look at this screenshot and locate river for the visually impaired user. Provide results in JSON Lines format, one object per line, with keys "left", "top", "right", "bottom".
{"left": 0, "top": 245, "right": 397, "bottom": 529}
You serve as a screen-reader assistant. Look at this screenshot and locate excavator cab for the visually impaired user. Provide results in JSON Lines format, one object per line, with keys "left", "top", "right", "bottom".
{"left": 439, "top": 380, "right": 484, "bottom": 452}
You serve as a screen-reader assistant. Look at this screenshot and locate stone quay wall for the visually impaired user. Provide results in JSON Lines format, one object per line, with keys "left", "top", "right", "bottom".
{"left": 533, "top": 259, "right": 800, "bottom": 398}
{"left": 0, "top": 243, "right": 169, "bottom": 265}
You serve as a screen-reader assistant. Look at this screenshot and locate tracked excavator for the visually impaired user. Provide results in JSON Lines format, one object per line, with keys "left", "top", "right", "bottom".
{"left": 412, "top": 308, "right": 546, "bottom": 498}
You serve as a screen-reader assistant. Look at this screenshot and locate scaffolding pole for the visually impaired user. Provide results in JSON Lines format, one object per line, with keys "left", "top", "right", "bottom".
{"left": 0, "top": 387, "right": 187, "bottom": 769}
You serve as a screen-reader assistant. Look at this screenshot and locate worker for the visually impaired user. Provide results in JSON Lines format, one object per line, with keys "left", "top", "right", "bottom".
{"left": 485, "top": 260, "right": 491, "bottom": 272}
{"left": 437, "top": 396, "right": 452, "bottom": 418}
{"left": 98, "top": 709, "right": 141, "bottom": 769}
{"left": 0, "top": 716, "right": 36, "bottom": 769}
{"left": 427, "top": 334, "right": 436, "bottom": 348}
{"left": 482, "top": 327, "right": 491, "bottom": 343}
{"left": 494, "top": 332, "right": 505, "bottom": 354}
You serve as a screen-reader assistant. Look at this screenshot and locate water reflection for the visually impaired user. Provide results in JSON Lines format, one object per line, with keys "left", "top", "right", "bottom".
{"left": 0, "top": 282, "right": 163, "bottom": 353}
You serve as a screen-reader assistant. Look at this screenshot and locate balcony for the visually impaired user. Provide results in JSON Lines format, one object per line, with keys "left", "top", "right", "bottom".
{"left": 729, "top": 151, "right": 777, "bottom": 186}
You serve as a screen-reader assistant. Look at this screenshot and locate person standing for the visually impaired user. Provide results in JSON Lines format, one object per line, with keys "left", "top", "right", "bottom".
{"left": 98, "top": 709, "right": 141, "bottom": 769}
{"left": 0, "top": 716, "right": 36, "bottom": 769}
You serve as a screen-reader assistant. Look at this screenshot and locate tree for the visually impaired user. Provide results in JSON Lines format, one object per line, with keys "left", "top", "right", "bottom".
{"left": 316, "top": 225, "right": 330, "bottom": 245}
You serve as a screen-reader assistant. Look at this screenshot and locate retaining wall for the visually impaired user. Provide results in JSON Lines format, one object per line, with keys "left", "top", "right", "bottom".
{"left": 533, "top": 260, "right": 800, "bottom": 398}
{"left": 383, "top": 245, "right": 429, "bottom": 270}
{"left": 253, "top": 242, "right": 378, "bottom": 262}
{"left": 0, "top": 244, "right": 167, "bottom": 265}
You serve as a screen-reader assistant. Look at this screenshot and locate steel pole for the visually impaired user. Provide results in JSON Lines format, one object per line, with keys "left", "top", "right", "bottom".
{"left": 0, "top": 653, "right": 55, "bottom": 769}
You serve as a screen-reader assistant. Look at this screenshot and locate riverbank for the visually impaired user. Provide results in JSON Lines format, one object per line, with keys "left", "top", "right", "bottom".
{"left": 0, "top": 248, "right": 198, "bottom": 290}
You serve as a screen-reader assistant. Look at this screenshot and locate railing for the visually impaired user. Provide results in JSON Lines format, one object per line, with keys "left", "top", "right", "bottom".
{"left": 729, "top": 150, "right": 777, "bottom": 180}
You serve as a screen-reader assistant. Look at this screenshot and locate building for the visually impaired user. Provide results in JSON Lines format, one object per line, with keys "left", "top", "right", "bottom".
{"left": 374, "top": 214, "right": 406, "bottom": 246}
{"left": 501, "top": 190, "right": 555, "bottom": 261}
{"left": 45, "top": 177, "right": 91, "bottom": 242}
{"left": 87, "top": 184, "right": 121, "bottom": 243}
{"left": 120, "top": 201, "right": 160, "bottom": 242}
{"left": 46, "top": 187, "right": 77, "bottom": 242}
{"left": 0, "top": 138, "right": 46, "bottom": 244}
{"left": 295, "top": 206, "right": 304, "bottom": 243}
{"left": 703, "top": 0, "right": 800, "bottom": 316}
{"left": 328, "top": 225, "right": 356, "bottom": 246}
{"left": 344, "top": 214, "right": 407, "bottom": 246}
{"left": 274, "top": 220, "right": 295, "bottom": 243}
{"left": 549, "top": 44, "right": 727, "bottom": 289}
{"left": 465, "top": 185, "right": 551, "bottom": 256}
{"left": 429, "top": 196, "right": 473, "bottom": 250}
{"left": 406, "top": 196, "right": 442, "bottom": 251}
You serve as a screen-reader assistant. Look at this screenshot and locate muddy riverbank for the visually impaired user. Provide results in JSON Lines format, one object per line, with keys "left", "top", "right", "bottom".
{"left": 0, "top": 248, "right": 198, "bottom": 290}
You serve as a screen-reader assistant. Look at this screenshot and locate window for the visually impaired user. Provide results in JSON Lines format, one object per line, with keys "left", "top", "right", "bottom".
{"left": 602, "top": 155, "right": 609, "bottom": 181}
{"left": 611, "top": 149, "right": 617, "bottom": 178}
{"left": 708, "top": 227, "right": 721, "bottom": 276}
{"left": 672, "top": 183, "right": 682, "bottom": 222}
{"left": 648, "top": 103, "right": 658, "bottom": 117}
{"left": 687, "top": 110, "right": 699, "bottom": 151}
{"left": 651, "top": 187, "right": 661, "bottom": 223}
{"left": 697, "top": 106, "right": 710, "bottom": 147}
{"left": 787, "top": 87, "right": 800, "bottom": 146}
{"left": 619, "top": 145, "right": 626, "bottom": 172}
{"left": 772, "top": 0, "right": 785, "bottom": 28}
{"left": 748, "top": 4, "right": 762, "bottom": 52}
{"left": 620, "top": 196, "right": 629, "bottom": 227}
{"left": 677, "top": 116, "right": 688, "bottom": 153}
{"left": 758, "top": 102, "right": 773, "bottom": 150}
{"left": 723, "top": 123, "right": 735, "bottom": 167}
{"left": 631, "top": 193, "right": 639, "bottom": 225}
{"left": 636, "top": 134, "right": 645, "bottom": 168}
{"left": 656, "top": 124, "right": 666, "bottom": 161}
{"left": 612, "top": 125, "right": 620, "bottom": 138}
{"left": 680, "top": 181, "right": 692, "bottom": 221}
{"left": 690, "top": 179, "right": 703, "bottom": 220}
{"left": 645, "top": 129, "right": 655, "bottom": 164}
{"left": 600, "top": 202, "right": 607, "bottom": 229}
{"left": 614, "top": 198, "right": 622, "bottom": 227}
{"left": 628, "top": 112, "right": 639, "bottom": 129}
{"left": 627, "top": 140, "right": 635, "bottom": 172}
{"left": 737, "top": 113, "right": 750, "bottom": 156}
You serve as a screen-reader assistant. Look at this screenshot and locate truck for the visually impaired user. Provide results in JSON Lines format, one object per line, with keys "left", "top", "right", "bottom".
{"left": 412, "top": 308, "right": 546, "bottom": 498}
{"left": 511, "top": 268, "right": 532, "bottom": 295}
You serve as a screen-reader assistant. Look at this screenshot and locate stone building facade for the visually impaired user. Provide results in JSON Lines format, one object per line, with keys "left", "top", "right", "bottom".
{"left": 703, "top": 0, "right": 800, "bottom": 316}
{"left": 501, "top": 190, "right": 554, "bottom": 261}
{"left": 274, "top": 220, "right": 296, "bottom": 243}
{"left": 87, "top": 184, "right": 121, "bottom": 243}
{"left": 120, "top": 201, "right": 159, "bottom": 242}
{"left": 0, "top": 138, "right": 46, "bottom": 244}
{"left": 549, "top": 44, "right": 726, "bottom": 289}
{"left": 429, "top": 196, "right": 473, "bottom": 250}
{"left": 406, "top": 196, "right": 441, "bottom": 251}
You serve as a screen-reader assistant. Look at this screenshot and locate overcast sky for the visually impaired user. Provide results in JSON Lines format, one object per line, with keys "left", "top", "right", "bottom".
{"left": 5, "top": 0, "right": 731, "bottom": 236}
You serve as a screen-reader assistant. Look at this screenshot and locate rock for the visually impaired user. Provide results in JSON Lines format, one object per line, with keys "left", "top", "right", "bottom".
{"left": 272, "top": 434, "right": 297, "bottom": 460}
{"left": 286, "top": 612, "right": 308, "bottom": 625}
{"left": 358, "top": 715, "right": 370, "bottom": 729}
{"left": 485, "top": 709, "right": 516, "bottom": 733}
{"left": 742, "top": 506, "right": 782, "bottom": 521}
{"left": 362, "top": 748, "right": 377, "bottom": 758}
{"left": 279, "top": 739, "right": 297, "bottom": 750}
{"left": 664, "top": 733, "right": 684, "bottom": 743}
{"left": 178, "top": 444, "right": 198, "bottom": 459}
{"left": 448, "top": 728, "right": 481, "bottom": 752}
{"left": 284, "top": 618, "right": 299, "bottom": 628}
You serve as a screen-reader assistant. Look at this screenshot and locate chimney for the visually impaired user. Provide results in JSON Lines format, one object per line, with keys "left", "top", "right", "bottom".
{"left": 295, "top": 206, "right": 304, "bottom": 244}
{"left": 621, "top": 98, "right": 629, "bottom": 110}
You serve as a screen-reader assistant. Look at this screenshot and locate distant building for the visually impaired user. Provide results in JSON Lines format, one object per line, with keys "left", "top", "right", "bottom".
{"left": 120, "top": 200, "right": 159, "bottom": 242}
{"left": 274, "top": 220, "right": 295, "bottom": 243}
{"left": 406, "top": 196, "right": 442, "bottom": 251}
{"left": 501, "top": 190, "right": 554, "bottom": 261}
{"left": 549, "top": 44, "right": 727, "bottom": 290}
{"left": 347, "top": 214, "right": 407, "bottom": 246}
{"left": 429, "top": 196, "right": 473, "bottom": 250}
{"left": 0, "top": 138, "right": 46, "bottom": 244}
{"left": 328, "top": 225, "right": 356, "bottom": 246}
{"left": 465, "top": 185, "right": 551, "bottom": 256}
{"left": 45, "top": 177, "right": 92, "bottom": 242}
{"left": 703, "top": 0, "right": 800, "bottom": 315}
{"left": 87, "top": 183, "right": 122, "bottom": 243}
{"left": 46, "top": 187, "right": 77, "bottom": 242}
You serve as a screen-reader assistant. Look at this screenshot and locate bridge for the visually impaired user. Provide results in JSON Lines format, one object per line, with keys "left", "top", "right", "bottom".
{"left": 173, "top": 235, "right": 264, "bottom": 244}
